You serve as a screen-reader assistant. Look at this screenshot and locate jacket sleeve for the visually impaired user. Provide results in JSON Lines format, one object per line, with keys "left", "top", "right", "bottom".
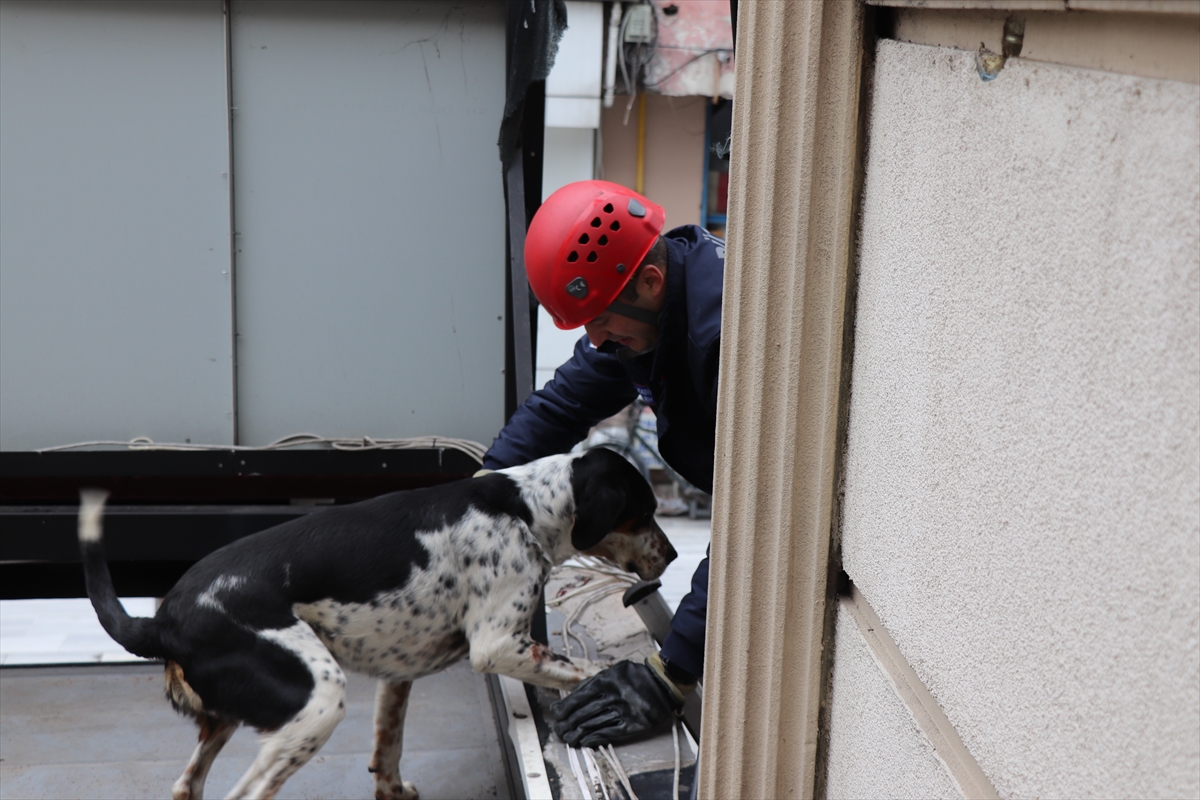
{"left": 658, "top": 551, "right": 709, "bottom": 680}
{"left": 483, "top": 335, "right": 639, "bottom": 469}
{"left": 697, "top": 334, "right": 720, "bottom": 421}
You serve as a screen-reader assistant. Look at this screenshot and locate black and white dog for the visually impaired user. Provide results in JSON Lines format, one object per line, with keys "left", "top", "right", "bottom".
{"left": 78, "top": 448, "right": 676, "bottom": 800}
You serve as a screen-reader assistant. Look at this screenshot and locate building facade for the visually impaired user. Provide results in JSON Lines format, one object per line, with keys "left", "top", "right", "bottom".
{"left": 702, "top": 2, "right": 1199, "bottom": 798}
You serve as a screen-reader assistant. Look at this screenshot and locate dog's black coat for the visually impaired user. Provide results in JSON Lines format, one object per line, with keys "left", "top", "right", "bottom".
{"left": 78, "top": 449, "right": 676, "bottom": 800}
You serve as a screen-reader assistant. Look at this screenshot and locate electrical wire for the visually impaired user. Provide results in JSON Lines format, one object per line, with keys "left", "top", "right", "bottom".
{"left": 618, "top": 1, "right": 659, "bottom": 125}
{"left": 654, "top": 44, "right": 734, "bottom": 52}
{"left": 551, "top": 560, "right": 640, "bottom": 800}
{"left": 671, "top": 720, "right": 681, "bottom": 800}
{"left": 567, "top": 746, "right": 594, "bottom": 800}
{"left": 642, "top": 49, "right": 726, "bottom": 89}
{"left": 584, "top": 748, "right": 611, "bottom": 800}
{"left": 601, "top": 744, "right": 639, "bottom": 800}
{"left": 34, "top": 433, "right": 488, "bottom": 463}
{"left": 551, "top": 557, "right": 710, "bottom": 800}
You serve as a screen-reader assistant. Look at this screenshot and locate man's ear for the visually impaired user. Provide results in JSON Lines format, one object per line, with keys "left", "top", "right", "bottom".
{"left": 571, "top": 484, "right": 626, "bottom": 551}
{"left": 640, "top": 264, "right": 666, "bottom": 301}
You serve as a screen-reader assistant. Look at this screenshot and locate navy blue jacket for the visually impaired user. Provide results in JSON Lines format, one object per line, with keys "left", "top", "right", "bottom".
{"left": 484, "top": 225, "right": 724, "bottom": 678}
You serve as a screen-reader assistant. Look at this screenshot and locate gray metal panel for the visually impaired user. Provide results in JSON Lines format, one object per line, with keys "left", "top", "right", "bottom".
{"left": 0, "top": 1, "right": 234, "bottom": 450}
{"left": 230, "top": 1, "right": 508, "bottom": 446}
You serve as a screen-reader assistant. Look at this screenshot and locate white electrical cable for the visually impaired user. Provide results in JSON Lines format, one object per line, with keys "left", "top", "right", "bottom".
{"left": 567, "top": 746, "right": 595, "bottom": 800}
{"left": 583, "top": 748, "right": 610, "bottom": 800}
{"left": 602, "top": 744, "right": 639, "bottom": 800}
{"left": 560, "top": 583, "right": 630, "bottom": 661}
{"left": 35, "top": 433, "right": 487, "bottom": 463}
{"left": 552, "top": 563, "right": 643, "bottom": 800}
{"left": 547, "top": 575, "right": 629, "bottom": 609}
{"left": 671, "top": 720, "right": 681, "bottom": 800}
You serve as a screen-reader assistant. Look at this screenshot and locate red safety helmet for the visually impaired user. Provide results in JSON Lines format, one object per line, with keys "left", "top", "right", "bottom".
{"left": 525, "top": 180, "right": 666, "bottom": 329}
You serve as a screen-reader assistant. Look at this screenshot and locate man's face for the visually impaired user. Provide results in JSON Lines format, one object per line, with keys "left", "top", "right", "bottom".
{"left": 583, "top": 311, "right": 659, "bottom": 354}
{"left": 581, "top": 263, "right": 666, "bottom": 354}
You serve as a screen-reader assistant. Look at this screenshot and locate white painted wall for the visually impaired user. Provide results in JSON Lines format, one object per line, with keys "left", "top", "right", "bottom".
{"left": 545, "top": 0, "right": 603, "bottom": 128}
{"left": 536, "top": 1, "right": 605, "bottom": 390}
{"left": 839, "top": 41, "right": 1199, "bottom": 799}
{"left": 537, "top": 126, "right": 594, "bottom": 390}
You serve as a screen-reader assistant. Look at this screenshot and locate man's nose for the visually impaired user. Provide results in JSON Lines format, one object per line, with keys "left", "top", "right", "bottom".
{"left": 583, "top": 325, "right": 607, "bottom": 347}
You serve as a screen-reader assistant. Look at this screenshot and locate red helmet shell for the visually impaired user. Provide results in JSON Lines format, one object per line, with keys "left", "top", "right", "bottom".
{"left": 525, "top": 180, "right": 666, "bottom": 329}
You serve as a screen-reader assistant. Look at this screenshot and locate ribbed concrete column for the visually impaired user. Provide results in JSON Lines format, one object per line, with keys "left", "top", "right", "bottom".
{"left": 698, "top": 2, "right": 865, "bottom": 799}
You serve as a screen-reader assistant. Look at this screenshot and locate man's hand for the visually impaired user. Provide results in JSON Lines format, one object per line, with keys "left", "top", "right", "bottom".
{"left": 550, "top": 656, "right": 688, "bottom": 748}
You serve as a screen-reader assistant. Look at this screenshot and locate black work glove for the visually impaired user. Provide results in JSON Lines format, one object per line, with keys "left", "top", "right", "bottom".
{"left": 550, "top": 657, "right": 686, "bottom": 748}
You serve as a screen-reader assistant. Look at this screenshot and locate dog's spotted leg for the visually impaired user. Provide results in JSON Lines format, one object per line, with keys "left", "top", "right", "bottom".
{"left": 470, "top": 631, "right": 601, "bottom": 691}
{"left": 225, "top": 622, "right": 347, "bottom": 800}
{"left": 368, "top": 679, "right": 418, "bottom": 800}
{"left": 171, "top": 716, "right": 238, "bottom": 800}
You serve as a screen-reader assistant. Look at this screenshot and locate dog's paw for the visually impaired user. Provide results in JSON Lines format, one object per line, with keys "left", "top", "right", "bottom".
{"left": 171, "top": 774, "right": 199, "bottom": 800}
{"left": 569, "top": 656, "right": 605, "bottom": 679}
{"left": 375, "top": 778, "right": 418, "bottom": 800}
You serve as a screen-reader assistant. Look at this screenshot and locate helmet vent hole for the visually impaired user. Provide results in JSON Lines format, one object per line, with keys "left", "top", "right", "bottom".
{"left": 567, "top": 251, "right": 579, "bottom": 262}
{"left": 604, "top": 203, "right": 614, "bottom": 213}
{"left": 610, "top": 220, "right": 621, "bottom": 231}
{"left": 591, "top": 217, "right": 602, "bottom": 228}
{"left": 598, "top": 235, "right": 608, "bottom": 246}
{"left": 578, "top": 233, "right": 590, "bottom": 244}
{"left": 587, "top": 251, "right": 598, "bottom": 263}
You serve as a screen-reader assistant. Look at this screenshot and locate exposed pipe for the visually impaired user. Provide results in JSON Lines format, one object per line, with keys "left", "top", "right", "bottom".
{"left": 636, "top": 92, "right": 647, "bottom": 194}
{"left": 603, "top": 1, "right": 621, "bottom": 108}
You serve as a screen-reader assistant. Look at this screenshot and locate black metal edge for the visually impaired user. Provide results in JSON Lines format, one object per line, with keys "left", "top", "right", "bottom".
{"left": 486, "top": 672, "right": 529, "bottom": 800}
{"left": 0, "top": 561, "right": 196, "bottom": 600}
{"left": 0, "top": 505, "right": 317, "bottom": 562}
{"left": 0, "top": 662, "right": 165, "bottom": 673}
{"left": 502, "top": 0, "right": 546, "bottom": 423}
{"left": 0, "top": 448, "right": 479, "bottom": 478}
{"left": 627, "top": 764, "right": 697, "bottom": 800}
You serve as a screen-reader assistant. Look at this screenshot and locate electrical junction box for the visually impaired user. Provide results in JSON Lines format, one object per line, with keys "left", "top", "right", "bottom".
{"left": 623, "top": 4, "right": 653, "bottom": 43}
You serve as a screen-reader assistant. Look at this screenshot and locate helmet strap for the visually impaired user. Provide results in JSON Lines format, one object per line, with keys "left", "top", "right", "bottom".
{"left": 605, "top": 300, "right": 661, "bottom": 326}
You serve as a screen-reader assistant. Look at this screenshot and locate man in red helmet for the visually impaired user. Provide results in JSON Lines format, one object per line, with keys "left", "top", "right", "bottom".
{"left": 481, "top": 180, "right": 725, "bottom": 747}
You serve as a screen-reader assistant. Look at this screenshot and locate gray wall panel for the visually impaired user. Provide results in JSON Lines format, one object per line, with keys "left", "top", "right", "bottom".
{"left": 230, "top": 1, "right": 508, "bottom": 446}
{"left": 0, "top": 1, "right": 234, "bottom": 449}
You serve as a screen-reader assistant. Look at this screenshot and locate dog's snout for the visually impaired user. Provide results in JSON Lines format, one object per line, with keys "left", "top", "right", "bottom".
{"left": 650, "top": 519, "right": 677, "bottom": 564}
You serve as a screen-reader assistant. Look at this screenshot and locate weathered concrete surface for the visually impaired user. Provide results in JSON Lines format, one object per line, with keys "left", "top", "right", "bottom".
{"left": 0, "top": 662, "right": 509, "bottom": 800}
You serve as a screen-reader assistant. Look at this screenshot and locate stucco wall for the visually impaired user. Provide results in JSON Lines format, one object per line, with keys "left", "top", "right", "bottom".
{"left": 826, "top": 604, "right": 965, "bottom": 800}
{"left": 841, "top": 40, "right": 1200, "bottom": 799}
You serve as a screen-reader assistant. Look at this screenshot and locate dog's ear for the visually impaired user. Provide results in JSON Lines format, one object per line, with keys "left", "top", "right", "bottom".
{"left": 569, "top": 449, "right": 638, "bottom": 550}
{"left": 571, "top": 483, "right": 626, "bottom": 551}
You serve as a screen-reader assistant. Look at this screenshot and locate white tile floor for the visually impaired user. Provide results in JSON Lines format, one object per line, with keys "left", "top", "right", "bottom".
{"left": 0, "top": 516, "right": 710, "bottom": 667}
{"left": 654, "top": 514, "right": 712, "bottom": 611}
{"left": 0, "top": 597, "right": 156, "bottom": 665}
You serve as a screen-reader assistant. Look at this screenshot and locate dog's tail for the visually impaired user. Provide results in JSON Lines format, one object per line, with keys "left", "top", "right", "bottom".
{"left": 78, "top": 490, "right": 165, "bottom": 660}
